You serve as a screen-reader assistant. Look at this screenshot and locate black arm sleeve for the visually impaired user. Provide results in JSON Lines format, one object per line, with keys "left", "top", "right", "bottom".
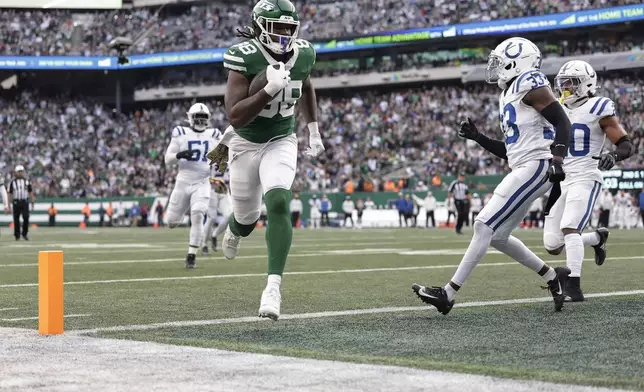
{"left": 475, "top": 133, "right": 508, "bottom": 160}
{"left": 540, "top": 101, "right": 571, "bottom": 159}
{"left": 614, "top": 135, "right": 637, "bottom": 162}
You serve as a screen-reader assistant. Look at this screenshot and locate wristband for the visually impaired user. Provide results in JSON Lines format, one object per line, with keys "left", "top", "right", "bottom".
{"left": 307, "top": 122, "right": 320, "bottom": 136}
{"left": 263, "top": 82, "right": 283, "bottom": 97}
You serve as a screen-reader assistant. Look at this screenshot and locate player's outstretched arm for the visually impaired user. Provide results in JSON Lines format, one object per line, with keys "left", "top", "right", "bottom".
{"left": 593, "top": 115, "right": 637, "bottom": 170}
{"left": 301, "top": 76, "right": 325, "bottom": 157}
{"left": 459, "top": 117, "right": 507, "bottom": 160}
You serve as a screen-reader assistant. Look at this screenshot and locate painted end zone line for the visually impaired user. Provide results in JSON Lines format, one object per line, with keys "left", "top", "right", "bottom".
{"left": 71, "top": 289, "right": 644, "bottom": 336}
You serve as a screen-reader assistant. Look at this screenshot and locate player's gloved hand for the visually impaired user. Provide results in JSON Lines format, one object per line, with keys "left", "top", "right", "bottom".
{"left": 264, "top": 62, "right": 291, "bottom": 97}
{"left": 211, "top": 178, "right": 228, "bottom": 194}
{"left": 547, "top": 157, "right": 565, "bottom": 183}
{"left": 458, "top": 117, "right": 480, "bottom": 141}
{"left": 207, "top": 144, "right": 229, "bottom": 172}
{"left": 593, "top": 153, "right": 616, "bottom": 170}
{"left": 176, "top": 149, "right": 196, "bottom": 160}
{"left": 305, "top": 122, "right": 325, "bottom": 157}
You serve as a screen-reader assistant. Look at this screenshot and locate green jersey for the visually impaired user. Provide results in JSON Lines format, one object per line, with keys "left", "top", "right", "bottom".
{"left": 223, "top": 38, "right": 316, "bottom": 144}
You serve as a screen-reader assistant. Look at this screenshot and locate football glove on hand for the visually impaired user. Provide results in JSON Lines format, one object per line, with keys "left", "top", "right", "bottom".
{"left": 305, "top": 123, "right": 325, "bottom": 157}
{"left": 593, "top": 153, "right": 616, "bottom": 170}
{"left": 547, "top": 158, "right": 566, "bottom": 183}
{"left": 458, "top": 117, "right": 480, "bottom": 141}
{"left": 206, "top": 143, "right": 229, "bottom": 172}
{"left": 210, "top": 178, "right": 228, "bottom": 194}
{"left": 264, "top": 62, "right": 291, "bottom": 97}
{"left": 176, "top": 149, "right": 196, "bottom": 160}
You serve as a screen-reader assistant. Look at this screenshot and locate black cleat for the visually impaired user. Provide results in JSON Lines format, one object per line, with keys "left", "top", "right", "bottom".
{"left": 201, "top": 246, "right": 210, "bottom": 256}
{"left": 185, "top": 254, "right": 196, "bottom": 269}
{"left": 412, "top": 283, "right": 454, "bottom": 315}
{"left": 15, "top": 236, "right": 19, "bottom": 241}
{"left": 564, "top": 276, "right": 584, "bottom": 302}
{"left": 546, "top": 267, "right": 570, "bottom": 311}
{"left": 592, "top": 228, "right": 609, "bottom": 266}
{"left": 211, "top": 236, "right": 218, "bottom": 252}
{"left": 22, "top": 235, "right": 28, "bottom": 241}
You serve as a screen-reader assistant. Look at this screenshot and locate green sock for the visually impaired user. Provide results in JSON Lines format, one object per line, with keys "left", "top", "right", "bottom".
{"left": 228, "top": 214, "right": 256, "bottom": 237}
{"left": 264, "top": 188, "right": 292, "bottom": 276}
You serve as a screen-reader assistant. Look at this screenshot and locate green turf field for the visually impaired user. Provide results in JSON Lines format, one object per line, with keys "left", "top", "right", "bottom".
{"left": 1, "top": 227, "right": 643, "bottom": 390}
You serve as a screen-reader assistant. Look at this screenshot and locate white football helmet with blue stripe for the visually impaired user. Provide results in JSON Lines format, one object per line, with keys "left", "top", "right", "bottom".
{"left": 486, "top": 37, "right": 542, "bottom": 89}
{"left": 555, "top": 60, "right": 598, "bottom": 106}
{"left": 187, "top": 103, "right": 211, "bottom": 131}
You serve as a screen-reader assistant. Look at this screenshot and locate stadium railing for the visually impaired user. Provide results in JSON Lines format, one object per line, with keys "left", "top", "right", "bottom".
{"left": 133, "top": 49, "right": 644, "bottom": 101}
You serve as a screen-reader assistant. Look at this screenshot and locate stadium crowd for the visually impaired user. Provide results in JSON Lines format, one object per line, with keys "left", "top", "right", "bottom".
{"left": 1, "top": 73, "right": 642, "bottom": 197}
{"left": 0, "top": 0, "right": 640, "bottom": 56}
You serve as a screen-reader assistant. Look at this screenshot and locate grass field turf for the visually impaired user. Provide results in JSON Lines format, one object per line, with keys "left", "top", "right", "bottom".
{"left": 1, "top": 227, "right": 643, "bottom": 390}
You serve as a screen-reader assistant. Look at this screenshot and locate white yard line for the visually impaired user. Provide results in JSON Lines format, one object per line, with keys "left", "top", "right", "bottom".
{"left": 2, "top": 256, "right": 643, "bottom": 289}
{"left": 71, "top": 289, "right": 644, "bottom": 335}
{"left": 2, "top": 314, "right": 91, "bottom": 322}
{"left": 0, "top": 307, "right": 19, "bottom": 312}
{"left": 0, "top": 248, "right": 412, "bottom": 268}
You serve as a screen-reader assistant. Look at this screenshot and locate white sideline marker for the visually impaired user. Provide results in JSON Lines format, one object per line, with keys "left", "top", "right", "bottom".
{"left": 71, "top": 289, "right": 644, "bottom": 335}
{"left": 2, "top": 314, "right": 91, "bottom": 322}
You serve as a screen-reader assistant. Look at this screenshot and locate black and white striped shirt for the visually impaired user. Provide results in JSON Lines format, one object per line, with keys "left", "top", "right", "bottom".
{"left": 9, "top": 178, "right": 32, "bottom": 201}
{"left": 448, "top": 180, "right": 469, "bottom": 201}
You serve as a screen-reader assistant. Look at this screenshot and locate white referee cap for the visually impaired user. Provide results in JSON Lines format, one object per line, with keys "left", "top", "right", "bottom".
{"left": 15, "top": 165, "right": 25, "bottom": 172}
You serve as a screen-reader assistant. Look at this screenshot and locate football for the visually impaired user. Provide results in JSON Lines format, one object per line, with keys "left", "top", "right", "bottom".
{"left": 248, "top": 68, "right": 269, "bottom": 96}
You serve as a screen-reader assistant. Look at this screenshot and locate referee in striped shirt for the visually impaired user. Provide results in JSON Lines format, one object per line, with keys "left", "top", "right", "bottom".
{"left": 448, "top": 173, "right": 469, "bottom": 235}
{"left": 8, "top": 165, "right": 35, "bottom": 241}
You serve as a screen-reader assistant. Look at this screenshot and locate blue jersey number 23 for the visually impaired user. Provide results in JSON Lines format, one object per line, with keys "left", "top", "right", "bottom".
{"left": 502, "top": 104, "right": 520, "bottom": 144}
{"left": 187, "top": 140, "right": 210, "bottom": 162}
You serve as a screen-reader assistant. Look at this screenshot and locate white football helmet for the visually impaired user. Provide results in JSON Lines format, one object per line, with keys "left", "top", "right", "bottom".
{"left": 555, "top": 60, "right": 597, "bottom": 105}
{"left": 486, "top": 37, "right": 542, "bottom": 89}
{"left": 187, "top": 103, "right": 210, "bottom": 131}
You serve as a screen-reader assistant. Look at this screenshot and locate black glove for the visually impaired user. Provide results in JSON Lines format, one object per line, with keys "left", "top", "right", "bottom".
{"left": 547, "top": 158, "right": 565, "bottom": 183}
{"left": 458, "top": 117, "right": 480, "bottom": 141}
{"left": 176, "top": 149, "right": 195, "bottom": 160}
{"left": 593, "top": 153, "right": 616, "bottom": 170}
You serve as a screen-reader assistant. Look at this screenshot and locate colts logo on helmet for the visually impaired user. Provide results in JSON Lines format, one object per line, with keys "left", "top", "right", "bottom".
{"left": 560, "top": 62, "right": 573, "bottom": 74}
{"left": 584, "top": 64, "right": 596, "bottom": 78}
{"left": 504, "top": 42, "right": 523, "bottom": 59}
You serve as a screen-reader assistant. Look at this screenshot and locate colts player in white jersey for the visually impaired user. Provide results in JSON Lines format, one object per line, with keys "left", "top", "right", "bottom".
{"left": 201, "top": 160, "right": 232, "bottom": 255}
{"left": 413, "top": 37, "right": 574, "bottom": 314}
{"left": 543, "top": 61, "right": 636, "bottom": 301}
{"left": 164, "top": 103, "right": 220, "bottom": 269}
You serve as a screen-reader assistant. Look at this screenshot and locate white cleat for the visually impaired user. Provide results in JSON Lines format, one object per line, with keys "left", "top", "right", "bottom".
{"left": 222, "top": 227, "right": 240, "bottom": 260}
{"left": 258, "top": 287, "right": 281, "bottom": 321}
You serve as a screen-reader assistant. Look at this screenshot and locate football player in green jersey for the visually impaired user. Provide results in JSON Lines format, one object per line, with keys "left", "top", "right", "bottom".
{"left": 207, "top": 0, "right": 324, "bottom": 321}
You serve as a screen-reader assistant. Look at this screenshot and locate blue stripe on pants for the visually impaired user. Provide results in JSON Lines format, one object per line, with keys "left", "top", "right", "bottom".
{"left": 485, "top": 159, "right": 546, "bottom": 227}
{"left": 577, "top": 182, "right": 601, "bottom": 231}
{"left": 492, "top": 173, "right": 549, "bottom": 230}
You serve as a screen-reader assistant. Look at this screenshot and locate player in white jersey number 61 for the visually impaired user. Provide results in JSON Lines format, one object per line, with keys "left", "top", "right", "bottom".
{"left": 164, "top": 103, "right": 220, "bottom": 269}
{"left": 412, "top": 37, "right": 574, "bottom": 314}
{"left": 542, "top": 60, "right": 637, "bottom": 302}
